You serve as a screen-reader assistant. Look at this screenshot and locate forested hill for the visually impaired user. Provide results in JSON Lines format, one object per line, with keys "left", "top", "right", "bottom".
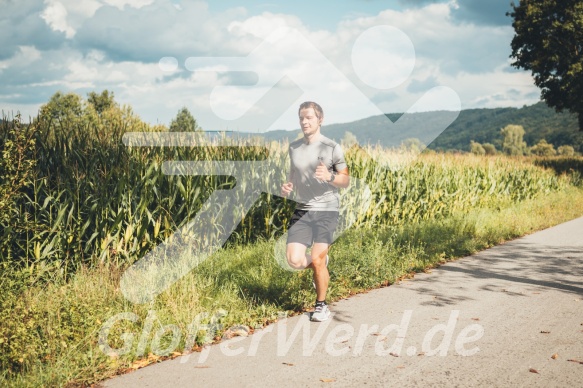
{"left": 259, "top": 102, "right": 583, "bottom": 153}
{"left": 426, "top": 102, "right": 582, "bottom": 152}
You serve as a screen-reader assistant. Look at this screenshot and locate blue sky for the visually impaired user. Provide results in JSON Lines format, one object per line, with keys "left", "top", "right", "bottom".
{"left": 0, "top": 0, "right": 538, "bottom": 131}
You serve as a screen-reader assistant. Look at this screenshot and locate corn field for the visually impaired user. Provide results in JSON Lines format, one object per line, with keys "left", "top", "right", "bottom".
{"left": 0, "top": 112, "right": 574, "bottom": 281}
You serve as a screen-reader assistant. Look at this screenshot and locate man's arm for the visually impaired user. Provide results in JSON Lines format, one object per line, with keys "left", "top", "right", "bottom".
{"left": 329, "top": 167, "right": 349, "bottom": 189}
{"left": 315, "top": 163, "right": 349, "bottom": 188}
{"left": 315, "top": 143, "right": 350, "bottom": 188}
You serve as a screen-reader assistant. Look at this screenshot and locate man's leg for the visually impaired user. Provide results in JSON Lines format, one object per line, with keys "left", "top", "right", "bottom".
{"left": 286, "top": 209, "right": 312, "bottom": 269}
{"left": 311, "top": 211, "right": 337, "bottom": 302}
{"left": 310, "top": 243, "right": 330, "bottom": 301}
{"left": 285, "top": 242, "right": 329, "bottom": 303}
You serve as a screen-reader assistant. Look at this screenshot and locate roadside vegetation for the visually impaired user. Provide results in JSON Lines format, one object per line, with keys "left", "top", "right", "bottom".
{"left": 2, "top": 91, "right": 583, "bottom": 387}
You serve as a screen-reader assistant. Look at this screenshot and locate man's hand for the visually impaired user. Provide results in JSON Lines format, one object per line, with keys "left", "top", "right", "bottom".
{"left": 314, "top": 161, "right": 332, "bottom": 182}
{"left": 281, "top": 181, "right": 294, "bottom": 197}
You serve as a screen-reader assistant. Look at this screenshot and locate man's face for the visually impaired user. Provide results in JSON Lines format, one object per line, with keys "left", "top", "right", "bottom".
{"left": 299, "top": 107, "right": 321, "bottom": 137}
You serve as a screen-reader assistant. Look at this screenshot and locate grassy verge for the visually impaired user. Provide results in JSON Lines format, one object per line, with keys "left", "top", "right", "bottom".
{"left": 2, "top": 186, "right": 583, "bottom": 387}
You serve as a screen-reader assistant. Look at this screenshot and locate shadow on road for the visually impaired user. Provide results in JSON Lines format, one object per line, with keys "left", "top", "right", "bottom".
{"left": 418, "top": 241, "right": 583, "bottom": 297}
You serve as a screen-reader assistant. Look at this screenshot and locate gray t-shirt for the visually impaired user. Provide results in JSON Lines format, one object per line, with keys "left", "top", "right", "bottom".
{"left": 288, "top": 134, "right": 347, "bottom": 211}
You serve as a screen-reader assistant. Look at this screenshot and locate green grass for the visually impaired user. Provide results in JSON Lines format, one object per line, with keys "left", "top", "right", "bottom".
{"left": 2, "top": 186, "right": 583, "bottom": 387}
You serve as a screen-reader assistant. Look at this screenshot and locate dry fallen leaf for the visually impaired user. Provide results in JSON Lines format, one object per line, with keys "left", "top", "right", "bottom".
{"left": 320, "top": 378, "right": 336, "bottom": 383}
{"left": 130, "top": 359, "right": 150, "bottom": 370}
{"left": 389, "top": 352, "right": 399, "bottom": 357}
{"left": 529, "top": 368, "right": 539, "bottom": 374}
{"left": 551, "top": 354, "right": 558, "bottom": 360}
{"left": 471, "top": 318, "right": 480, "bottom": 321}
{"left": 540, "top": 331, "right": 550, "bottom": 334}
{"left": 282, "top": 362, "right": 294, "bottom": 366}
{"left": 222, "top": 325, "right": 250, "bottom": 339}
{"left": 417, "top": 352, "right": 425, "bottom": 356}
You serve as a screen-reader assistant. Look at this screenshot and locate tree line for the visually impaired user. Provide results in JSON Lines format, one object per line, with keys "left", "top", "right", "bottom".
{"left": 470, "top": 124, "right": 577, "bottom": 157}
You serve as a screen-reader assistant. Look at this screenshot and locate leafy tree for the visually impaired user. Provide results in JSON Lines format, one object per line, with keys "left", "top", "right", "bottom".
{"left": 470, "top": 141, "right": 486, "bottom": 156}
{"left": 557, "top": 145, "right": 576, "bottom": 156}
{"left": 37, "top": 92, "right": 87, "bottom": 136}
{"left": 530, "top": 139, "right": 557, "bottom": 156}
{"left": 341, "top": 131, "right": 358, "bottom": 148}
{"left": 36, "top": 91, "right": 153, "bottom": 146}
{"left": 482, "top": 143, "right": 497, "bottom": 155}
{"left": 501, "top": 124, "right": 528, "bottom": 156}
{"left": 400, "top": 138, "right": 425, "bottom": 153}
{"left": 509, "top": 0, "right": 583, "bottom": 130}
{"left": 38, "top": 92, "right": 84, "bottom": 124}
{"left": 87, "top": 90, "right": 116, "bottom": 115}
{"left": 170, "top": 107, "right": 199, "bottom": 132}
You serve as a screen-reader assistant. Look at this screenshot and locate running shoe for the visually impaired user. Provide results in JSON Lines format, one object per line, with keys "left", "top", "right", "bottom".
{"left": 311, "top": 303, "right": 331, "bottom": 322}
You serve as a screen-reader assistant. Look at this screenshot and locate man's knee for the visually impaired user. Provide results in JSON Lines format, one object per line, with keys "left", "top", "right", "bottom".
{"left": 311, "top": 249, "right": 328, "bottom": 267}
{"left": 286, "top": 253, "right": 305, "bottom": 269}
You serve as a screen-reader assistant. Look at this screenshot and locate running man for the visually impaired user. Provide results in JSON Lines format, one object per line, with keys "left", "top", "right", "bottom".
{"left": 280, "top": 101, "right": 350, "bottom": 322}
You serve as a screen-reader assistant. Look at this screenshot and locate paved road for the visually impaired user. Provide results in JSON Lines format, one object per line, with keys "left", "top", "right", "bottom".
{"left": 102, "top": 217, "right": 583, "bottom": 387}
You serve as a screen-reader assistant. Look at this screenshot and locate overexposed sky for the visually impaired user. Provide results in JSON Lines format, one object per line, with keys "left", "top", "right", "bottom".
{"left": 0, "top": 0, "right": 540, "bottom": 131}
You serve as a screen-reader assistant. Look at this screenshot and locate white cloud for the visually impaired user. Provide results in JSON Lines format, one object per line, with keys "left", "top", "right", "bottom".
{"left": 40, "top": 0, "right": 103, "bottom": 38}
{"left": 0, "top": 46, "right": 42, "bottom": 72}
{"left": 41, "top": 0, "right": 76, "bottom": 38}
{"left": 73, "top": 1, "right": 253, "bottom": 62}
{"left": 228, "top": 12, "right": 306, "bottom": 40}
{"left": 63, "top": 0, "right": 102, "bottom": 18}
{"left": 39, "top": 0, "right": 155, "bottom": 39}
{"left": 444, "top": 64, "right": 540, "bottom": 109}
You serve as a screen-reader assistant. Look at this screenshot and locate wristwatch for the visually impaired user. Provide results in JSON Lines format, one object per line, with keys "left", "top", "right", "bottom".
{"left": 327, "top": 172, "right": 336, "bottom": 183}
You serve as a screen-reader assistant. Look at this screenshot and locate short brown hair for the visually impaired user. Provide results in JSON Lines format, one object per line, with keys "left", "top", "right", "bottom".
{"left": 298, "top": 101, "right": 324, "bottom": 122}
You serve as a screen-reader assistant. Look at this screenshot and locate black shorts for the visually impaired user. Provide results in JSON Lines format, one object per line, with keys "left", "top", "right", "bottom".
{"left": 286, "top": 209, "right": 339, "bottom": 246}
